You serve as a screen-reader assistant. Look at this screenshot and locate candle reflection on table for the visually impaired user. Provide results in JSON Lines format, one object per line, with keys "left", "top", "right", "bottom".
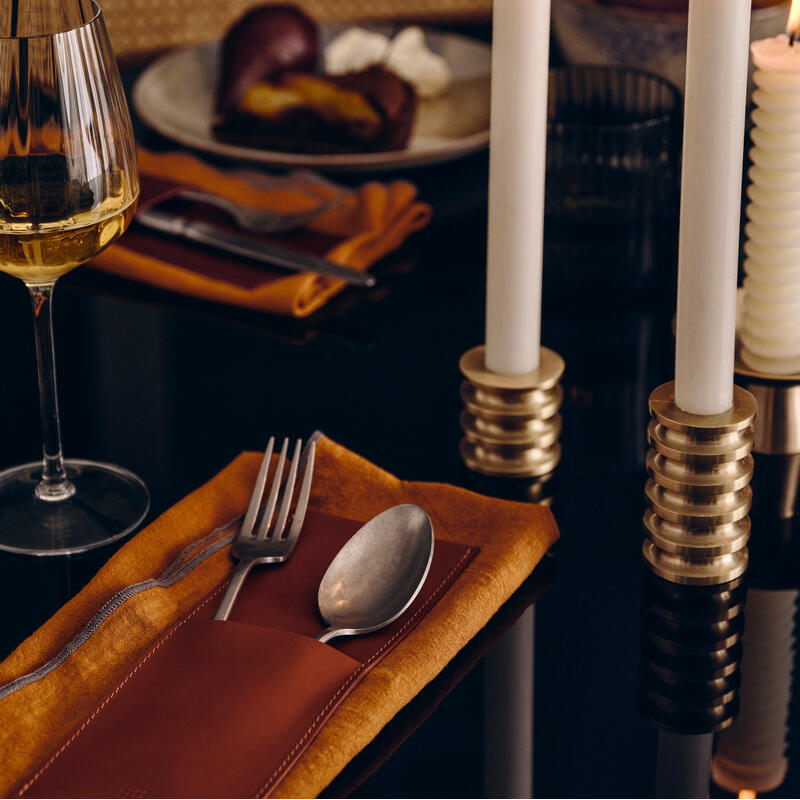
{"left": 712, "top": 587, "right": 798, "bottom": 797}
{"left": 463, "top": 465, "right": 558, "bottom": 798}
{"left": 639, "top": 574, "right": 745, "bottom": 738}
{"left": 655, "top": 730, "right": 714, "bottom": 799}
{"left": 638, "top": 569, "right": 746, "bottom": 797}
{"left": 711, "top": 440, "right": 800, "bottom": 798}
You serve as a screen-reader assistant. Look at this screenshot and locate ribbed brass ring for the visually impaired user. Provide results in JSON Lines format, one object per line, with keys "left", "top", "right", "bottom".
{"left": 642, "top": 382, "right": 757, "bottom": 585}
{"left": 459, "top": 346, "right": 565, "bottom": 391}
{"left": 646, "top": 451, "right": 754, "bottom": 494}
{"left": 643, "top": 511, "right": 751, "bottom": 556}
{"left": 649, "top": 383, "right": 758, "bottom": 435}
{"left": 643, "top": 541, "right": 749, "bottom": 586}
{"left": 459, "top": 439, "right": 562, "bottom": 478}
{"left": 458, "top": 346, "right": 565, "bottom": 479}
{"left": 460, "top": 411, "right": 562, "bottom": 448}
{"left": 648, "top": 420, "right": 755, "bottom": 463}
{"left": 646, "top": 481, "right": 752, "bottom": 526}
{"left": 460, "top": 382, "right": 563, "bottom": 420}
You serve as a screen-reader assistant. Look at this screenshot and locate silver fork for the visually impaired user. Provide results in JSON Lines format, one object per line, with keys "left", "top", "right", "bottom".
{"left": 172, "top": 189, "right": 344, "bottom": 236}
{"left": 213, "top": 436, "right": 316, "bottom": 621}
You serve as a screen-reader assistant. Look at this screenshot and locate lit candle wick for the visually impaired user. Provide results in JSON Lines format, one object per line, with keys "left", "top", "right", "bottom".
{"left": 786, "top": 0, "right": 800, "bottom": 47}
{"left": 788, "top": 0, "right": 800, "bottom": 45}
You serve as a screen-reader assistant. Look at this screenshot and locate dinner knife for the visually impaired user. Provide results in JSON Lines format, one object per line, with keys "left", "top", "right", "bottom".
{"left": 136, "top": 208, "right": 376, "bottom": 288}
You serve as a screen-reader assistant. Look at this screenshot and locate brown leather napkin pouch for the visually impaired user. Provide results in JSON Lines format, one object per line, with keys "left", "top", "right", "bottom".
{"left": 17, "top": 510, "right": 476, "bottom": 798}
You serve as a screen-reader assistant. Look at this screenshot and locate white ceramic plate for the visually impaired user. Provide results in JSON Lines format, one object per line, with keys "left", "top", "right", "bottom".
{"left": 133, "top": 27, "right": 491, "bottom": 172}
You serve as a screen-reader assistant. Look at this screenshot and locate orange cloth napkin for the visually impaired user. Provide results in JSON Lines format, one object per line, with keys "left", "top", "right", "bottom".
{"left": 89, "top": 150, "right": 432, "bottom": 317}
{"left": 0, "top": 436, "right": 558, "bottom": 798}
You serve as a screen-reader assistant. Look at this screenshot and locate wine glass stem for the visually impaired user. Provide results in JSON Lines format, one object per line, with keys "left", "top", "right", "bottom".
{"left": 28, "top": 283, "right": 75, "bottom": 503}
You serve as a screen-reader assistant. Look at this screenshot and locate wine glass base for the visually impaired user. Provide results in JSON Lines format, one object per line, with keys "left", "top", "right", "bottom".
{"left": 0, "top": 459, "right": 149, "bottom": 556}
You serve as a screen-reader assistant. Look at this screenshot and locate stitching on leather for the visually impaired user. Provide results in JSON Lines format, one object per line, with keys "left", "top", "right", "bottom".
{"left": 255, "top": 547, "right": 475, "bottom": 798}
{"left": 16, "top": 586, "right": 226, "bottom": 797}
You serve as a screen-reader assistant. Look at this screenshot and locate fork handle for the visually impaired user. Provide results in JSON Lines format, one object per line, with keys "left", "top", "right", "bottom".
{"left": 213, "top": 560, "right": 254, "bottom": 621}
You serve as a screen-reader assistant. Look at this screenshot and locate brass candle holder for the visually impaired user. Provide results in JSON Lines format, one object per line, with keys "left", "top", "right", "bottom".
{"left": 458, "top": 345, "right": 565, "bottom": 479}
{"left": 643, "top": 381, "right": 757, "bottom": 586}
{"left": 735, "top": 350, "right": 800, "bottom": 458}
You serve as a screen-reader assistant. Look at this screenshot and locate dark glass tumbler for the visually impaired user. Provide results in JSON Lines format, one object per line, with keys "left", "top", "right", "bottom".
{"left": 544, "top": 66, "right": 683, "bottom": 300}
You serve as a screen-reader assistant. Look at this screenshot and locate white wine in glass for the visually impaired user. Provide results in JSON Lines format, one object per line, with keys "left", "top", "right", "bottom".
{"left": 0, "top": 157, "right": 136, "bottom": 282}
{"left": 0, "top": 0, "right": 149, "bottom": 554}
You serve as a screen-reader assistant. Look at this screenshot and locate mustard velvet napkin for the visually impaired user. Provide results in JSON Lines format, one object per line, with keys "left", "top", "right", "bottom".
{"left": 0, "top": 436, "right": 559, "bottom": 797}
{"left": 89, "top": 150, "right": 432, "bottom": 317}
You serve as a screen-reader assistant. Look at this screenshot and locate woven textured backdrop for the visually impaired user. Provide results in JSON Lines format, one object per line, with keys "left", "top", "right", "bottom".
{"left": 101, "top": 0, "right": 492, "bottom": 58}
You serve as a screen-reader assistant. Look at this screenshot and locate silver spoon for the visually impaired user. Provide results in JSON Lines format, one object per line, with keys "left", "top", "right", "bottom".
{"left": 315, "top": 504, "right": 435, "bottom": 644}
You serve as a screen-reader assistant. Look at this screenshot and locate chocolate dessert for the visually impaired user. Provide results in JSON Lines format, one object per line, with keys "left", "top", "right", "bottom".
{"left": 216, "top": 5, "right": 318, "bottom": 114}
{"left": 213, "top": 5, "right": 417, "bottom": 154}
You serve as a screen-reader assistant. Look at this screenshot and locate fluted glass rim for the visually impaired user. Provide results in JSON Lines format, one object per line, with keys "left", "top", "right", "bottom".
{"left": 547, "top": 64, "right": 683, "bottom": 134}
{"left": 0, "top": 0, "right": 101, "bottom": 41}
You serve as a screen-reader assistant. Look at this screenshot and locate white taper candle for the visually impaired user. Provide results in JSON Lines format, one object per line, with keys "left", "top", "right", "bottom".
{"left": 675, "top": 0, "right": 751, "bottom": 414}
{"left": 485, "top": 0, "right": 551, "bottom": 376}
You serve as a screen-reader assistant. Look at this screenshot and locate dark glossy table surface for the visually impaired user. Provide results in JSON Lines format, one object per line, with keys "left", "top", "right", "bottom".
{"left": 1, "top": 45, "right": 799, "bottom": 799}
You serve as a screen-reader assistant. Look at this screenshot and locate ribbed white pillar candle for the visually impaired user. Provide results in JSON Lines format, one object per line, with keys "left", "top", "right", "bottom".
{"left": 741, "top": 23, "right": 800, "bottom": 374}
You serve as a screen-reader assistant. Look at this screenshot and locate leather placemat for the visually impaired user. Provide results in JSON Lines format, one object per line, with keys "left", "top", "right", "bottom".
{"left": 15, "top": 510, "right": 476, "bottom": 798}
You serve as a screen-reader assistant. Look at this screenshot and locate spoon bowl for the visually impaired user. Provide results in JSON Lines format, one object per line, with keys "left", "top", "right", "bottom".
{"left": 315, "top": 504, "right": 434, "bottom": 644}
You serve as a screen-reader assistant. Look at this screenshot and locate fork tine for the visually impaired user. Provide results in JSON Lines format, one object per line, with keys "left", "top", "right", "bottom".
{"left": 280, "top": 439, "right": 316, "bottom": 556}
{"left": 273, "top": 439, "right": 302, "bottom": 539}
{"left": 255, "top": 437, "right": 289, "bottom": 540}
{"left": 239, "top": 437, "right": 274, "bottom": 538}
{"left": 215, "top": 436, "right": 316, "bottom": 621}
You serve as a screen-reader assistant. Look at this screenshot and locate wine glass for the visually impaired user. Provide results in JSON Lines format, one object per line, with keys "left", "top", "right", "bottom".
{"left": 0, "top": 1, "right": 149, "bottom": 554}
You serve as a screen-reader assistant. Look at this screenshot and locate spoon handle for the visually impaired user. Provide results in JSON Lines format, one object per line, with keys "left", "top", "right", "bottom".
{"left": 315, "top": 627, "right": 341, "bottom": 644}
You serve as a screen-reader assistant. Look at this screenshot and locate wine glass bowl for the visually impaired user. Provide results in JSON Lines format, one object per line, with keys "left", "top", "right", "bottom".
{"left": 0, "top": 1, "right": 138, "bottom": 284}
{"left": 0, "top": 1, "right": 148, "bottom": 555}
{"left": 0, "top": 157, "right": 137, "bottom": 284}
